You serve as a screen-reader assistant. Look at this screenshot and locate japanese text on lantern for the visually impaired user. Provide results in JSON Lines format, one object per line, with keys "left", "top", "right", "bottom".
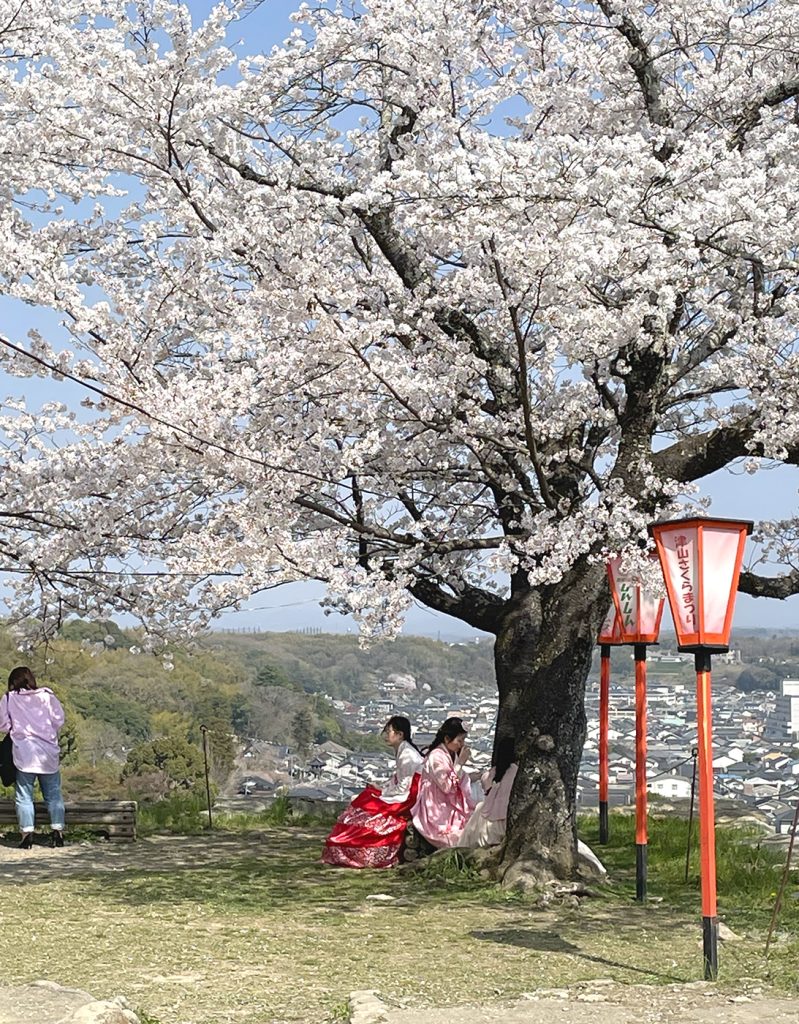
{"left": 620, "top": 581, "right": 634, "bottom": 629}
{"left": 675, "top": 534, "right": 696, "bottom": 628}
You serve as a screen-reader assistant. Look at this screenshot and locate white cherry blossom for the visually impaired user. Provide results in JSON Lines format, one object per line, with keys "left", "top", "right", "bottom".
{"left": 2, "top": 0, "right": 799, "bottom": 873}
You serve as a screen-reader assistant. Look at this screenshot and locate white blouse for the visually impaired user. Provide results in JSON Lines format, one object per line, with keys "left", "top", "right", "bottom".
{"left": 378, "top": 740, "right": 424, "bottom": 804}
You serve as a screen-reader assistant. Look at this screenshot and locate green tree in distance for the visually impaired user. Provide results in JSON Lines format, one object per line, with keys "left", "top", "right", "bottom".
{"left": 255, "top": 662, "right": 299, "bottom": 690}
{"left": 123, "top": 737, "right": 204, "bottom": 789}
{"left": 291, "top": 706, "right": 314, "bottom": 758}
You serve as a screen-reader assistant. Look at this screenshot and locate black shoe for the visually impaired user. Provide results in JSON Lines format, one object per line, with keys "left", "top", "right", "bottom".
{"left": 50, "top": 830, "right": 64, "bottom": 848}
{"left": 19, "top": 833, "right": 34, "bottom": 850}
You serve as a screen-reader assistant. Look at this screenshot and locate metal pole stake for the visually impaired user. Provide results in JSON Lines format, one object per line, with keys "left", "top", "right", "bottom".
{"left": 634, "top": 643, "right": 648, "bottom": 902}
{"left": 695, "top": 650, "right": 718, "bottom": 981}
{"left": 200, "top": 724, "right": 213, "bottom": 830}
{"left": 684, "top": 747, "right": 698, "bottom": 884}
{"left": 765, "top": 798, "right": 799, "bottom": 954}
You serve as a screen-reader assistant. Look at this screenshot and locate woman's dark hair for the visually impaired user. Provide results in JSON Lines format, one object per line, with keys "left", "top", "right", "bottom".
{"left": 426, "top": 716, "right": 468, "bottom": 758}
{"left": 492, "top": 736, "right": 516, "bottom": 783}
{"left": 8, "top": 666, "right": 37, "bottom": 692}
{"left": 382, "top": 715, "right": 422, "bottom": 754}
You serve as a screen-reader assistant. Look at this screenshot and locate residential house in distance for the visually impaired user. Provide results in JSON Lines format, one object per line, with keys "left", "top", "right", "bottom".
{"left": 763, "top": 679, "right": 799, "bottom": 743}
{"left": 648, "top": 775, "right": 693, "bottom": 800}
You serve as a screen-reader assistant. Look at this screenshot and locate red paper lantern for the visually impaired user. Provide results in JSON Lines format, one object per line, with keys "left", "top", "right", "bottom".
{"left": 597, "top": 602, "right": 623, "bottom": 645}
{"left": 606, "top": 556, "right": 665, "bottom": 645}
{"left": 648, "top": 517, "right": 753, "bottom": 651}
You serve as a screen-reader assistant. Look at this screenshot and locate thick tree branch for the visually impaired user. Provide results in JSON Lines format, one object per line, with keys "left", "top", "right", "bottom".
{"left": 357, "top": 209, "right": 426, "bottom": 290}
{"left": 598, "top": 1, "right": 674, "bottom": 160}
{"left": 350, "top": 475, "right": 369, "bottom": 570}
{"left": 739, "top": 568, "right": 799, "bottom": 600}
{"left": 378, "top": 103, "right": 417, "bottom": 171}
{"left": 651, "top": 416, "right": 757, "bottom": 481}
{"left": 613, "top": 343, "right": 671, "bottom": 494}
{"left": 409, "top": 576, "right": 505, "bottom": 633}
{"left": 652, "top": 414, "right": 799, "bottom": 483}
{"left": 730, "top": 78, "right": 799, "bottom": 150}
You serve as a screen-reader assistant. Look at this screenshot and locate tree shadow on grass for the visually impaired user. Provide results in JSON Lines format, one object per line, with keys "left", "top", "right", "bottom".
{"left": 0, "top": 827, "right": 497, "bottom": 917}
{"left": 77, "top": 860, "right": 502, "bottom": 916}
{"left": 556, "top": 900, "right": 699, "bottom": 935}
{"left": 0, "top": 827, "right": 325, "bottom": 888}
{"left": 0, "top": 826, "right": 696, "bottom": 957}
{"left": 88, "top": 860, "right": 395, "bottom": 914}
{"left": 470, "top": 926, "right": 689, "bottom": 983}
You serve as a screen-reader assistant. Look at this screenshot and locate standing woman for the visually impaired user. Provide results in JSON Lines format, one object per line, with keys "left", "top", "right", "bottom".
{"left": 0, "top": 666, "right": 66, "bottom": 849}
{"left": 322, "top": 715, "right": 423, "bottom": 868}
{"left": 411, "top": 717, "right": 476, "bottom": 848}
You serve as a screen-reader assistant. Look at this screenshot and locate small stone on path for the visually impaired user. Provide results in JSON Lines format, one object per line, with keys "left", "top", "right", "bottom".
{"left": 0, "top": 983, "right": 139, "bottom": 1024}
{"left": 349, "top": 989, "right": 391, "bottom": 1024}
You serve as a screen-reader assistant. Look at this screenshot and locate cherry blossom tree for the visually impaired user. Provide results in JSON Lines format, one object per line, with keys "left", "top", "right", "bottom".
{"left": 2, "top": 0, "right": 799, "bottom": 879}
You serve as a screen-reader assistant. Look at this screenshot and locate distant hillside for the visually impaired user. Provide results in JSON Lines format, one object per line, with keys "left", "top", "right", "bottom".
{"left": 204, "top": 629, "right": 496, "bottom": 700}
{"left": 591, "top": 626, "right": 799, "bottom": 687}
{"left": 0, "top": 621, "right": 497, "bottom": 799}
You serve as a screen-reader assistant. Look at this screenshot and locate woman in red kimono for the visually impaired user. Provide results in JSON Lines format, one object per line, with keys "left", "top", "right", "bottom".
{"left": 321, "top": 716, "right": 423, "bottom": 868}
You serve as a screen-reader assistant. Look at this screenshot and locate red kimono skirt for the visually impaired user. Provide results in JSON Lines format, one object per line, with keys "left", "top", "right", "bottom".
{"left": 321, "top": 773, "right": 420, "bottom": 868}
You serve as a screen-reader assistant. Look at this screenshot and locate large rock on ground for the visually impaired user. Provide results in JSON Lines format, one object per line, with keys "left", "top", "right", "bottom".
{"left": 0, "top": 981, "right": 139, "bottom": 1024}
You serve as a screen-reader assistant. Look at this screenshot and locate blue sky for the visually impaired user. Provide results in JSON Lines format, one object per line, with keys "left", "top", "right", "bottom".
{"left": 2, "top": 0, "right": 798, "bottom": 640}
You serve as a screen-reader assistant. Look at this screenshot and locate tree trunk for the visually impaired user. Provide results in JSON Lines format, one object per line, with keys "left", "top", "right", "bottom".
{"left": 494, "top": 563, "right": 608, "bottom": 884}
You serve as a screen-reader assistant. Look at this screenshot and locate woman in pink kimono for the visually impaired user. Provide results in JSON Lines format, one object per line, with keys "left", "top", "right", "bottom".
{"left": 459, "top": 737, "right": 518, "bottom": 848}
{"left": 411, "top": 717, "right": 476, "bottom": 848}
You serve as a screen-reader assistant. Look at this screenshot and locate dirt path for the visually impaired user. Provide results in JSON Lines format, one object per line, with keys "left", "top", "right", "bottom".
{"left": 359, "top": 981, "right": 797, "bottom": 1024}
{"left": 0, "top": 830, "right": 252, "bottom": 882}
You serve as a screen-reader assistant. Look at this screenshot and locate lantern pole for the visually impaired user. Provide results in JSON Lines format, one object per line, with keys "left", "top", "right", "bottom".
{"left": 599, "top": 643, "right": 610, "bottom": 845}
{"left": 694, "top": 649, "right": 719, "bottom": 979}
{"left": 606, "top": 561, "right": 662, "bottom": 900}
{"left": 634, "top": 642, "right": 649, "bottom": 901}
{"left": 649, "top": 515, "right": 752, "bottom": 983}
{"left": 597, "top": 602, "right": 622, "bottom": 846}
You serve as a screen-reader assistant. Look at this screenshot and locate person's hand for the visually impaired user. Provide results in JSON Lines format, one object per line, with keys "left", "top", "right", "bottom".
{"left": 457, "top": 744, "right": 471, "bottom": 766}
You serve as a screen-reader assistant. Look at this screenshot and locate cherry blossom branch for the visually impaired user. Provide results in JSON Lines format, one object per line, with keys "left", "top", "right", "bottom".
{"left": 293, "top": 495, "right": 504, "bottom": 553}
{"left": 597, "top": 0, "right": 675, "bottom": 159}
{"left": 0, "top": 335, "right": 332, "bottom": 485}
{"left": 730, "top": 78, "right": 799, "bottom": 150}
{"left": 487, "top": 239, "right": 556, "bottom": 510}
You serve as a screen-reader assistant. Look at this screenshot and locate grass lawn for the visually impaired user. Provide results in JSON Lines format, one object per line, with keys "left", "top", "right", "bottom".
{"left": 0, "top": 811, "right": 796, "bottom": 1024}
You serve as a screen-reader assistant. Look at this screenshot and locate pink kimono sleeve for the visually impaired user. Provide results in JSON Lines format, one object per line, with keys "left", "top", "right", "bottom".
{"left": 427, "top": 748, "right": 462, "bottom": 795}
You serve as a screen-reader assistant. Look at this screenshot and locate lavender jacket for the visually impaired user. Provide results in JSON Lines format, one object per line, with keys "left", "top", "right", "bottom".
{"left": 0, "top": 687, "right": 65, "bottom": 774}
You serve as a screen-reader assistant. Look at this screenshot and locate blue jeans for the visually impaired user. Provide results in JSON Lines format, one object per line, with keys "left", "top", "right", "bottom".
{"left": 15, "top": 770, "right": 65, "bottom": 833}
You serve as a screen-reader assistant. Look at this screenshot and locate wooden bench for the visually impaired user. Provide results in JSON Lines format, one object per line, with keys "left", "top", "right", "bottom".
{"left": 0, "top": 799, "right": 137, "bottom": 842}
